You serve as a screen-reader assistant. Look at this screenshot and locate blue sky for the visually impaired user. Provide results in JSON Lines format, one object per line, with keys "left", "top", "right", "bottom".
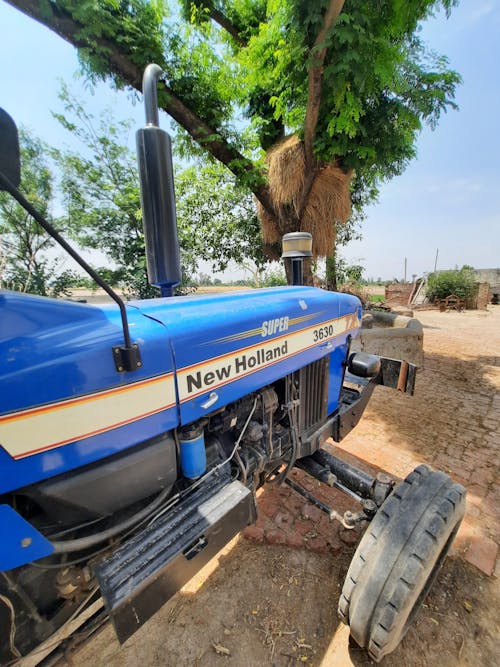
{"left": 0, "top": 1, "right": 499, "bottom": 281}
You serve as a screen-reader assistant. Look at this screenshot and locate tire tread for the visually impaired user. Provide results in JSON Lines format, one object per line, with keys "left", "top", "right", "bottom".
{"left": 338, "top": 465, "right": 465, "bottom": 662}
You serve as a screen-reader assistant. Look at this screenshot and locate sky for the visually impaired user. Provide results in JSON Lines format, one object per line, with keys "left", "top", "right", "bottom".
{"left": 0, "top": 1, "right": 499, "bottom": 282}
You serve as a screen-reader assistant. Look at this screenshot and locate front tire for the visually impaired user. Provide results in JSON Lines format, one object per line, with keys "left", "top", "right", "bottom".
{"left": 338, "top": 464, "right": 465, "bottom": 662}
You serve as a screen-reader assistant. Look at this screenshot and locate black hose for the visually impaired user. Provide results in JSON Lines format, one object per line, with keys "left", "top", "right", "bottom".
{"left": 234, "top": 450, "right": 248, "bottom": 485}
{"left": 51, "top": 485, "right": 171, "bottom": 554}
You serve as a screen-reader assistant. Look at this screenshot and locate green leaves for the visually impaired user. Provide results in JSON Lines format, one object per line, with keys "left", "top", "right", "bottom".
{"left": 427, "top": 267, "right": 476, "bottom": 301}
{"left": 51, "top": 88, "right": 264, "bottom": 296}
{"left": 10, "top": 0, "right": 462, "bottom": 264}
{"left": 61, "top": 0, "right": 165, "bottom": 81}
{"left": 0, "top": 129, "right": 66, "bottom": 295}
{"left": 28, "top": 1, "right": 460, "bottom": 208}
{"left": 176, "top": 160, "right": 265, "bottom": 272}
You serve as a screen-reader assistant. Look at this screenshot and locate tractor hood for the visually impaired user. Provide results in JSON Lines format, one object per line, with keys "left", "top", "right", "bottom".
{"left": 0, "top": 286, "right": 360, "bottom": 492}
{"left": 132, "top": 286, "right": 361, "bottom": 424}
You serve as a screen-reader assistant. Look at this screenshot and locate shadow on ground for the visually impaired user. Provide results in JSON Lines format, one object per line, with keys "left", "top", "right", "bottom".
{"left": 69, "top": 536, "right": 498, "bottom": 667}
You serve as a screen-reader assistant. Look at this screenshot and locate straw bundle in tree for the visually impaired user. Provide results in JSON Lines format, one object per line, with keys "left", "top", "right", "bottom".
{"left": 266, "top": 135, "right": 305, "bottom": 216}
{"left": 301, "top": 164, "right": 353, "bottom": 256}
{"left": 259, "top": 135, "right": 352, "bottom": 257}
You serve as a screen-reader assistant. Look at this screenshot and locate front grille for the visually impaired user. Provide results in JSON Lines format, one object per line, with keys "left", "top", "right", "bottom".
{"left": 286, "top": 357, "right": 329, "bottom": 437}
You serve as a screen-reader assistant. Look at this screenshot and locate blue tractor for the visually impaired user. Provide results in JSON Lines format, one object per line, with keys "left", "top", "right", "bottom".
{"left": 0, "top": 65, "right": 465, "bottom": 663}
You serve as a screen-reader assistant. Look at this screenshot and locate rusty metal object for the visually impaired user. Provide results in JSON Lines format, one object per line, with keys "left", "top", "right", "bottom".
{"left": 397, "top": 361, "right": 409, "bottom": 392}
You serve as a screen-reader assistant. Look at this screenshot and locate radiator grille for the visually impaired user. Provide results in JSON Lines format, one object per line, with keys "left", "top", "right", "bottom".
{"left": 286, "top": 357, "right": 329, "bottom": 436}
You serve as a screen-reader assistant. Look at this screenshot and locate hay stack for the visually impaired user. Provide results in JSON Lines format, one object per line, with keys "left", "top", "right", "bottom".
{"left": 259, "top": 135, "right": 352, "bottom": 257}
{"left": 301, "top": 164, "right": 352, "bottom": 254}
{"left": 267, "top": 135, "right": 306, "bottom": 217}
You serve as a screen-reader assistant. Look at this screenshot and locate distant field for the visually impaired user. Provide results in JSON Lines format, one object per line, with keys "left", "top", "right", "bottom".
{"left": 197, "top": 285, "right": 387, "bottom": 296}
{"left": 195, "top": 285, "right": 250, "bottom": 293}
{"left": 68, "top": 284, "right": 386, "bottom": 303}
{"left": 363, "top": 285, "right": 385, "bottom": 296}
{"left": 66, "top": 285, "right": 250, "bottom": 304}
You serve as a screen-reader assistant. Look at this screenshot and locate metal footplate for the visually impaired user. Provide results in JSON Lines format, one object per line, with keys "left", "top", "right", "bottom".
{"left": 94, "top": 475, "right": 256, "bottom": 643}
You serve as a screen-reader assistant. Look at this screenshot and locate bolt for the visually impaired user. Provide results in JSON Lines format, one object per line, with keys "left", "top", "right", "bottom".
{"left": 118, "top": 366, "right": 124, "bottom": 372}
{"left": 377, "top": 472, "right": 392, "bottom": 485}
{"left": 21, "top": 537, "right": 32, "bottom": 548}
{"left": 362, "top": 499, "right": 377, "bottom": 517}
{"left": 137, "top": 362, "right": 142, "bottom": 367}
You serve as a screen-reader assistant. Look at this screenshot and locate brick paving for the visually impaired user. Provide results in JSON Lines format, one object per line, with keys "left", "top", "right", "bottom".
{"left": 244, "top": 305, "right": 500, "bottom": 576}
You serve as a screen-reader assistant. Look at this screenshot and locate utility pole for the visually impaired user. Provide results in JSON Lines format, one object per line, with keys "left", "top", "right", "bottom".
{"left": 434, "top": 248, "right": 439, "bottom": 273}
{"left": 404, "top": 257, "right": 407, "bottom": 283}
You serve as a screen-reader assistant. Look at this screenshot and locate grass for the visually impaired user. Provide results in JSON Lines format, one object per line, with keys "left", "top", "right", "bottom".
{"left": 367, "top": 294, "right": 385, "bottom": 303}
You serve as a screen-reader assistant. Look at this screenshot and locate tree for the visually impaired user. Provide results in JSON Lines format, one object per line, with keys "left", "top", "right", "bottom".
{"left": 54, "top": 87, "right": 264, "bottom": 297}
{"left": 0, "top": 128, "right": 70, "bottom": 295}
{"left": 175, "top": 162, "right": 266, "bottom": 273}
{"left": 53, "top": 88, "right": 156, "bottom": 298}
{"left": 259, "top": 265, "right": 287, "bottom": 287}
{"left": 8, "top": 0, "right": 460, "bottom": 282}
{"left": 325, "top": 213, "right": 362, "bottom": 290}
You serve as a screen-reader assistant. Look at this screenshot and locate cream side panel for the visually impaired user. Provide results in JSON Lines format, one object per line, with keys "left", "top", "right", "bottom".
{"left": 0, "top": 375, "right": 176, "bottom": 459}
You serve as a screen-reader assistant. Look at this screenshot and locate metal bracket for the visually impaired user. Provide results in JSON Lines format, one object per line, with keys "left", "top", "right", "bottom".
{"left": 113, "top": 344, "right": 142, "bottom": 373}
{"left": 376, "top": 357, "right": 417, "bottom": 395}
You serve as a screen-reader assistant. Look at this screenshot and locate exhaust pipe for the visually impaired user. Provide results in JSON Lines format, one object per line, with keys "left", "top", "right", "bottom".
{"left": 136, "top": 64, "right": 181, "bottom": 297}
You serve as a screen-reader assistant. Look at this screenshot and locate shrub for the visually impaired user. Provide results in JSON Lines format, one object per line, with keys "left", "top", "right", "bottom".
{"left": 259, "top": 267, "right": 287, "bottom": 287}
{"left": 426, "top": 266, "right": 476, "bottom": 301}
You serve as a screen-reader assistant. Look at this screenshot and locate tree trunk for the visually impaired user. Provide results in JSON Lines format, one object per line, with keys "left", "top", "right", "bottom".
{"left": 303, "top": 258, "right": 314, "bottom": 286}
{"left": 325, "top": 252, "right": 338, "bottom": 292}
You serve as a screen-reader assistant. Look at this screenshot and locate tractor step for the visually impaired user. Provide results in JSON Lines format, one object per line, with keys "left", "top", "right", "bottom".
{"left": 94, "top": 473, "right": 255, "bottom": 643}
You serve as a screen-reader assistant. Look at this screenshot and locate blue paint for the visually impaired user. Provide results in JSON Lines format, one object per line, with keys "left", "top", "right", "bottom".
{"left": 0, "top": 504, "right": 54, "bottom": 570}
{"left": 132, "top": 287, "right": 361, "bottom": 425}
{"left": 0, "top": 290, "right": 176, "bottom": 493}
{"left": 0, "top": 287, "right": 360, "bottom": 497}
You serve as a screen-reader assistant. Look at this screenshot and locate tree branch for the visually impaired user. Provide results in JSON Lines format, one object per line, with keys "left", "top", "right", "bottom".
{"left": 303, "top": 0, "right": 345, "bottom": 170}
{"left": 209, "top": 6, "right": 245, "bottom": 46}
{"left": 5, "top": 0, "right": 276, "bottom": 215}
{"left": 185, "top": 1, "right": 251, "bottom": 46}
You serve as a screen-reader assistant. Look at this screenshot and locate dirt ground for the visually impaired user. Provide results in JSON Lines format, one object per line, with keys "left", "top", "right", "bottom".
{"left": 68, "top": 307, "right": 500, "bottom": 667}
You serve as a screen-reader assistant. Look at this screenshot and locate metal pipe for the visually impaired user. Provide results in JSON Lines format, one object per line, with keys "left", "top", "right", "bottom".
{"left": 137, "top": 64, "right": 181, "bottom": 296}
{"left": 312, "top": 449, "right": 375, "bottom": 499}
{"left": 291, "top": 258, "right": 303, "bottom": 286}
{"left": 143, "top": 64, "right": 163, "bottom": 127}
{"left": 160, "top": 284, "right": 175, "bottom": 297}
{"left": 295, "top": 457, "right": 336, "bottom": 486}
{"left": 284, "top": 478, "right": 354, "bottom": 529}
